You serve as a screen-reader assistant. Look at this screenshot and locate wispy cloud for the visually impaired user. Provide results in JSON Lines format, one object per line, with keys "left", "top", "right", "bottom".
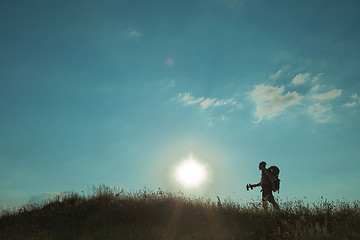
{"left": 291, "top": 73, "right": 310, "bottom": 85}
{"left": 344, "top": 94, "right": 360, "bottom": 107}
{"left": 344, "top": 102, "right": 357, "bottom": 107}
{"left": 200, "top": 98, "right": 217, "bottom": 109}
{"left": 250, "top": 70, "right": 353, "bottom": 123}
{"left": 178, "top": 92, "right": 237, "bottom": 110}
{"left": 311, "top": 73, "right": 323, "bottom": 83}
{"left": 312, "top": 89, "right": 342, "bottom": 101}
{"left": 291, "top": 72, "right": 323, "bottom": 85}
{"left": 269, "top": 69, "right": 283, "bottom": 80}
{"left": 265, "top": 67, "right": 289, "bottom": 85}
{"left": 250, "top": 84, "right": 302, "bottom": 122}
{"left": 214, "top": 98, "right": 237, "bottom": 107}
{"left": 308, "top": 103, "right": 332, "bottom": 123}
{"left": 311, "top": 85, "right": 320, "bottom": 92}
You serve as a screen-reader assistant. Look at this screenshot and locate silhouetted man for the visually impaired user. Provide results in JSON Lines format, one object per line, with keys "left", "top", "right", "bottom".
{"left": 248, "top": 161, "right": 280, "bottom": 212}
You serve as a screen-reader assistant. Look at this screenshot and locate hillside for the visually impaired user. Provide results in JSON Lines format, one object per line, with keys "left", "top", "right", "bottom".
{"left": 1, "top": 185, "right": 359, "bottom": 240}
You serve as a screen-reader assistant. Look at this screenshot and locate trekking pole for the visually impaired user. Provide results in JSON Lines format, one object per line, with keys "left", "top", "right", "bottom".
{"left": 246, "top": 184, "right": 253, "bottom": 191}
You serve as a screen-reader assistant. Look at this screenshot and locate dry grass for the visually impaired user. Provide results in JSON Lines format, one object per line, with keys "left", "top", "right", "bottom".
{"left": 1, "top": 184, "right": 359, "bottom": 240}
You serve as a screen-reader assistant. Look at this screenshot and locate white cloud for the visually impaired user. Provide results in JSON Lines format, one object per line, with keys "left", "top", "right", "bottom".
{"left": 180, "top": 92, "right": 191, "bottom": 102}
{"left": 291, "top": 73, "right": 310, "bottom": 85}
{"left": 188, "top": 97, "right": 204, "bottom": 105}
{"left": 200, "top": 98, "right": 217, "bottom": 109}
{"left": 291, "top": 72, "right": 323, "bottom": 85}
{"left": 311, "top": 85, "right": 320, "bottom": 92}
{"left": 351, "top": 93, "right": 359, "bottom": 99}
{"left": 269, "top": 70, "right": 283, "bottom": 80}
{"left": 308, "top": 103, "right": 332, "bottom": 123}
{"left": 251, "top": 70, "right": 357, "bottom": 123}
{"left": 344, "top": 102, "right": 357, "bottom": 107}
{"left": 344, "top": 94, "right": 360, "bottom": 107}
{"left": 251, "top": 84, "right": 302, "bottom": 122}
{"left": 312, "top": 73, "right": 323, "bottom": 83}
{"left": 178, "top": 93, "right": 204, "bottom": 105}
{"left": 178, "top": 92, "right": 237, "bottom": 110}
{"left": 312, "top": 89, "right": 342, "bottom": 101}
{"left": 214, "top": 98, "right": 236, "bottom": 107}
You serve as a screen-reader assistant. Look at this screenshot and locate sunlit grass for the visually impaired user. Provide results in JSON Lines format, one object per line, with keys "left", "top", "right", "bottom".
{"left": 1, "top": 184, "right": 359, "bottom": 240}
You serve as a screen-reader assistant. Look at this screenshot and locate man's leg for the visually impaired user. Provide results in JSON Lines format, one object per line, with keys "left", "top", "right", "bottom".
{"left": 262, "top": 196, "right": 269, "bottom": 212}
{"left": 268, "top": 194, "right": 280, "bottom": 212}
{"left": 262, "top": 191, "right": 269, "bottom": 212}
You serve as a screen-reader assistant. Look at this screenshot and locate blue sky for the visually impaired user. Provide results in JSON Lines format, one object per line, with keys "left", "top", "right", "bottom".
{"left": 1, "top": 0, "right": 360, "bottom": 208}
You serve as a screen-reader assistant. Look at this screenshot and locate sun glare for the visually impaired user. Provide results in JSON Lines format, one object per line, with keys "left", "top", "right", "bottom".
{"left": 175, "top": 159, "right": 206, "bottom": 188}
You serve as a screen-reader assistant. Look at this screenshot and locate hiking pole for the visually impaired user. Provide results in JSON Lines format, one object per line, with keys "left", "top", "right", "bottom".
{"left": 246, "top": 184, "right": 253, "bottom": 191}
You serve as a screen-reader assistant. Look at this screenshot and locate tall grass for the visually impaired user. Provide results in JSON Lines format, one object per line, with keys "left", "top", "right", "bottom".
{"left": 1, "top": 184, "right": 359, "bottom": 240}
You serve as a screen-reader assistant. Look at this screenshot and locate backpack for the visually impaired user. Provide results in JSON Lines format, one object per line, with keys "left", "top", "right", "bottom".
{"left": 267, "top": 166, "right": 280, "bottom": 193}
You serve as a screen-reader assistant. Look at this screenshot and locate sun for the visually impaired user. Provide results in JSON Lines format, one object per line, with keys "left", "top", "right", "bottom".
{"left": 175, "top": 159, "right": 206, "bottom": 188}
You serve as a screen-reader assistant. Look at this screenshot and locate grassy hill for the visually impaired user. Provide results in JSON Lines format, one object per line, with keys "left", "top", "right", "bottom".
{"left": 1, "top": 185, "right": 359, "bottom": 240}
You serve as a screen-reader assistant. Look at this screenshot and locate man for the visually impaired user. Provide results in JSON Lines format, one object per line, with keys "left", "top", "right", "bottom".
{"left": 248, "top": 161, "right": 280, "bottom": 212}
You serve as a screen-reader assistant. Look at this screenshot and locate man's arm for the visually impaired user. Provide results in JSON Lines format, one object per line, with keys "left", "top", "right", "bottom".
{"left": 250, "top": 182, "right": 261, "bottom": 188}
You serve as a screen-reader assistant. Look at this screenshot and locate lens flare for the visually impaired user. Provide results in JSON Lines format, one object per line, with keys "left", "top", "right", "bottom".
{"left": 166, "top": 58, "right": 174, "bottom": 67}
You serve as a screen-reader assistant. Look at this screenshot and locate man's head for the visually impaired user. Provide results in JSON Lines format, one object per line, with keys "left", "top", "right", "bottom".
{"left": 259, "top": 161, "right": 266, "bottom": 170}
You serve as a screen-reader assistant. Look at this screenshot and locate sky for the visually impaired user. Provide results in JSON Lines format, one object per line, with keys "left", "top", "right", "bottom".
{"left": 1, "top": 0, "right": 360, "bottom": 209}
